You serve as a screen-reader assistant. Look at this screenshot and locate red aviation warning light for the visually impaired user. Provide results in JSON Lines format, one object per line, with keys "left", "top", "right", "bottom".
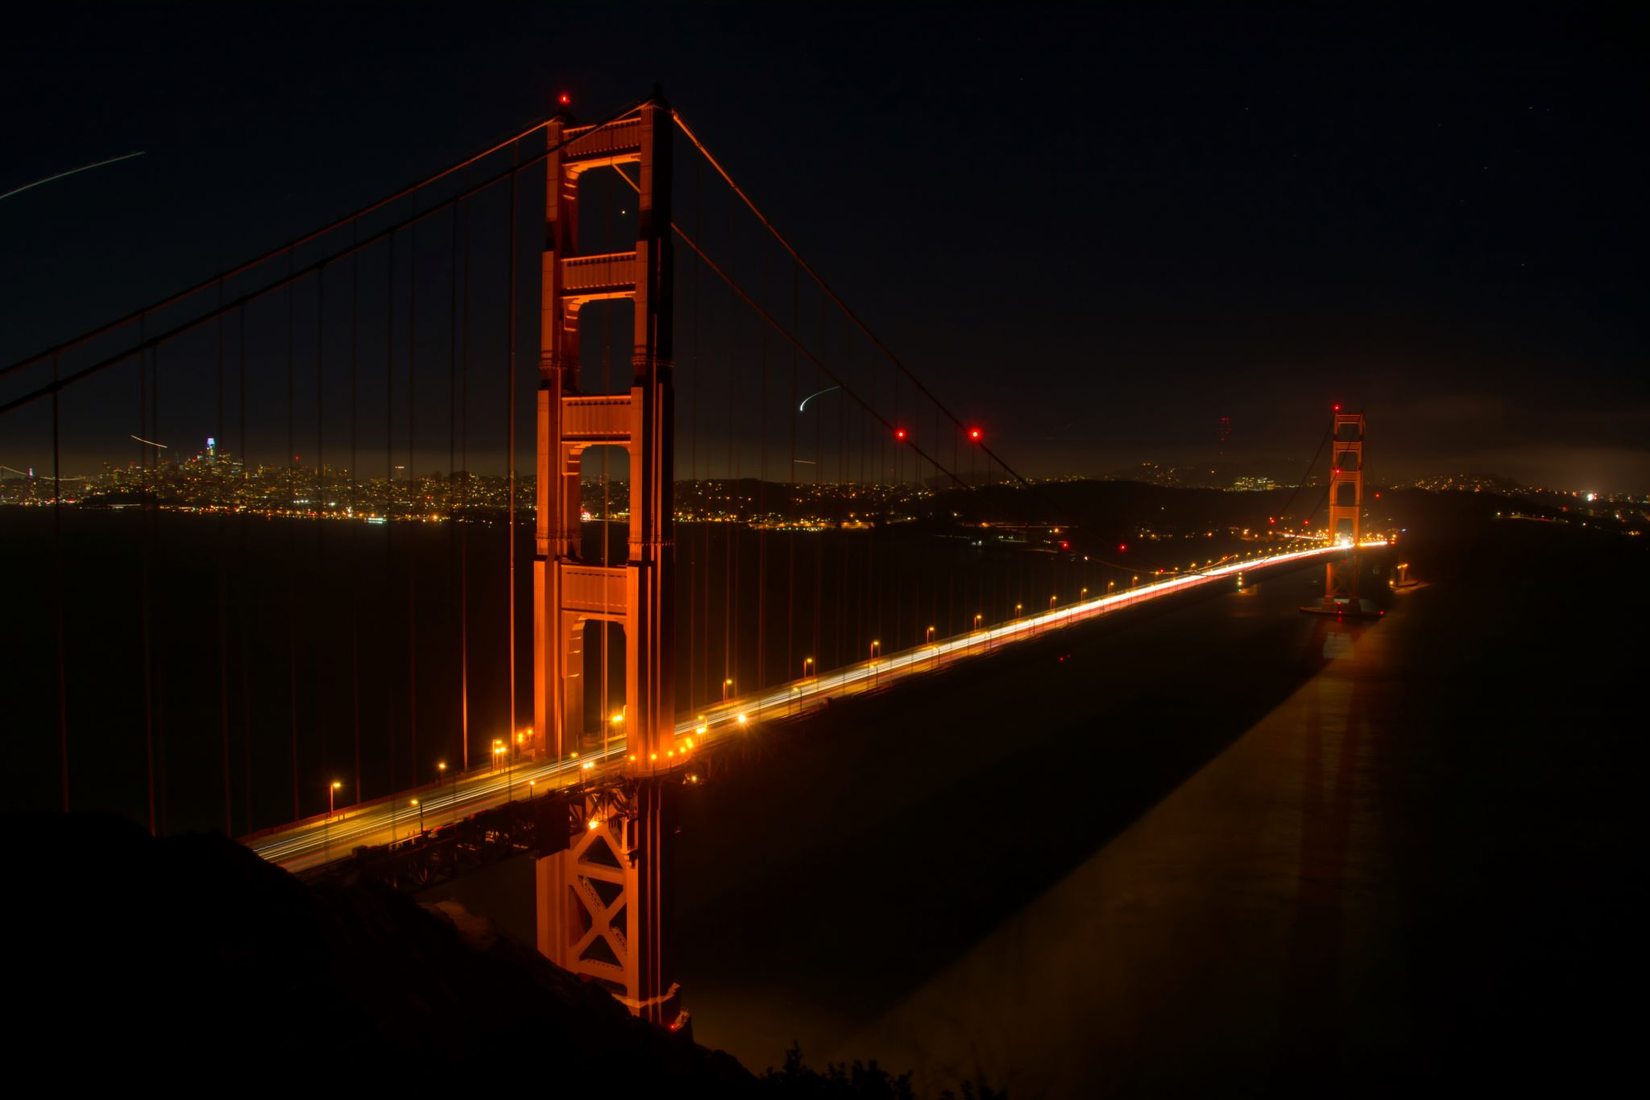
{"left": 1118, "top": 543, "right": 1127, "bottom": 553}
{"left": 557, "top": 92, "right": 572, "bottom": 107}
{"left": 1333, "top": 403, "right": 1342, "bottom": 412}
{"left": 894, "top": 426, "right": 908, "bottom": 442}
{"left": 967, "top": 426, "right": 983, "bottom": 443}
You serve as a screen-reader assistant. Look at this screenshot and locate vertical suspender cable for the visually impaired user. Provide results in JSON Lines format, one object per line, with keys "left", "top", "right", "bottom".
{"left": 835, "top": 331, "right": 847, "bottom": 673}
{"left": 506, "top": 162, "right": 519, "bottom": 748}
{"left": 785, "top": 268, "right": 796, "bottom": 692}
{"left": 139, "top": 321, "right": 157, "bottom": 834}
{"left": 239, "top": 307, "right": 253, "bottom": 831}
{"left": 755, "top": 326, "right": 767, "bottom": 711}
{"left": 314, "top": 265, "right": 328, "bottom": 800}
{"left": 459, "top": 202, "right": 471, "bottom": 772}
{"left": 286, "top": 274, "right": 300, "bottom": 820}
{"left": 385, "top": 235, "right": 397, "bottom": 789}
{"left": 350, "top": 249, "right": 363, "bottom": 799}
{"left": 448, "top": 204, "right": 459, "bottom": 772}
{"left": 686, "top": 155, "right": 699, "bottom": 720}
{"left": 407, "top": 220, "right": 419, "bottom": 779}
{"left": 52, "top": 355, "right": 68, "bottom": 811}
{"left": 814, "top": 294, "right": 824, "bottom": 669}
{"left": 215, "top": 295, "right": 231, "bottom": 833}
{"left": 729, "top": 331, "right": 742, "bottom": 705}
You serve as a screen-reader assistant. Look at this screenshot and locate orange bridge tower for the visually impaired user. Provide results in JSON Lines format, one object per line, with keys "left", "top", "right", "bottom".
{"left": 531, "top": 94, "right": 681, "bottom": 1028}
{"left": 1324, "top": 409, "right": 1365, "bottom": 604}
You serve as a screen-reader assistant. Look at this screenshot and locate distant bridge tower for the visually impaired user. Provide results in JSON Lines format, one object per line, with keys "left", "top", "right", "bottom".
{"left": 1324, "top": 409, "right": 1365, "bottom": 602}
{"left": 532, "top": 95, "right": 681, "bottom": 1027}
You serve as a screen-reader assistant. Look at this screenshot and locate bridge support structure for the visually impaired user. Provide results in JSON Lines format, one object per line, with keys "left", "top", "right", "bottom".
{"left": 535, "top": 782, "right": 680, "bottom": 1026}
{"left": 1323, "top": 410, "right": 1365, "bottom": 604}
{"left": 531, "top": 95, "right": 681, "bottom": 1027}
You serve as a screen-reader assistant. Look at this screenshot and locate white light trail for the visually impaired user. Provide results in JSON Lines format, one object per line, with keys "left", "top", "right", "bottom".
{"left": 798, "top": 385, "right": 839, "bottom": 412}
{"left": 251, "top": 539, "right": 1387, "bottom": 872}
{"left": 0, "top": 152, "right": 147, "bottom": 203}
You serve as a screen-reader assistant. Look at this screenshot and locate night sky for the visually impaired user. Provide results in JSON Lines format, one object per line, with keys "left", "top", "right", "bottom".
{"left": 4, "top": 3, "right": 1646, "bottom": 490}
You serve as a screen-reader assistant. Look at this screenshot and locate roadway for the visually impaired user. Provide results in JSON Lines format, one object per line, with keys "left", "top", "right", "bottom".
{"left": 248, "top": 538, "right": 1379, "bottom": 873}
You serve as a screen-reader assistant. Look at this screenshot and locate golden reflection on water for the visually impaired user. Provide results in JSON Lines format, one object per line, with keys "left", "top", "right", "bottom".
{"left": 835, "top": 613, "right": 1408, "bottom": 1097}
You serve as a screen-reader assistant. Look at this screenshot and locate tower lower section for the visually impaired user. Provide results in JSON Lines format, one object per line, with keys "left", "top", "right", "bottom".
{"left": 535, "top": 781, "right": 683, "bottom": 1030}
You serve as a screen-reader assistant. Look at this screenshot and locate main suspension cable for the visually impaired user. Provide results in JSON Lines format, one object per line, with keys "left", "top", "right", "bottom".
{"left": 1, "top": 115, "right": 564, "bottom": 379}
{"left": 672, "top": 109, "right": 1035, "bottom": 489}
{"left": 2, "top": 98, "right": 652, "bottom": 415}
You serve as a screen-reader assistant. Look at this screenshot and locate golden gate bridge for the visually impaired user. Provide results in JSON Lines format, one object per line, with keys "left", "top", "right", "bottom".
{"left": 0, "top": 90, "right": 1377, "bottom": 1030}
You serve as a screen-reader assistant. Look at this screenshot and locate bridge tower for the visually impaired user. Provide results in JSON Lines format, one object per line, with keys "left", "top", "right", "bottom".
{"left": 1324, "top": 409, "right": 1365, "bottom": 603}
{"left": 531, "top": 95, "right": 681, "bottom": 1027}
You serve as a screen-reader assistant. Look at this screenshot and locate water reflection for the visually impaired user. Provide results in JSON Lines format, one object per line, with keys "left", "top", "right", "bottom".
{"left": 827, "top": 615, "right": 1400, "bottom": 1097}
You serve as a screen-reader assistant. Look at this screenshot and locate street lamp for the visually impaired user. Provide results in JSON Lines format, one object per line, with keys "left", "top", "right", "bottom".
{"left": 411, "top": 798, "right": 423, "bottom": 835}
{"left": 325, "top": 779, "right": 343, "bottom": 860}
{"left": 870, "top": 639, "right": 880, "bottom": 688}
{"left": 796, "top": 657, "right": 814, "bottom": 716}
{"left": 491, "top": 740, "right": 509, "bottom": 801}
{"left": 723, "top": 677, "right": 733, "bottom": 702}
{"left": 438, "top": 760, "right": 453, "bottom": 824}
{"left": 926, "top": 625, "right": 937, "bottom": 668}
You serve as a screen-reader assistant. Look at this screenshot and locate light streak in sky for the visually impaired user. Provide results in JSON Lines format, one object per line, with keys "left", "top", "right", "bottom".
{"left": 129, "top": 434, "right": 169, "bottom": 449}
{"left": 0, "top": 152, "right": 147, "bottom": 203}
{"left": 798, "top": 385, "right": 839, "bottom": 412}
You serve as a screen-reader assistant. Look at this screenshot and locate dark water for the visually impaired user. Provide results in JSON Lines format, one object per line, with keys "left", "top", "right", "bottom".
{"left": 1, "top": 507, "right": 1129, "bottom": 833}
{"left": 11, "top": 502, "right": 1638, "bottom": 1094}
{"left": 656, "top": 515, "right": 1645, "bottom": 1094}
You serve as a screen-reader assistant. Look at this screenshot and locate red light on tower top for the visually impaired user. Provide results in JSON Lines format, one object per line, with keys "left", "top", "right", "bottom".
{"left": 893, "top": 426, "right": 908, "bottom": 442}
{"left": 1333, "top": 403, "right": 1341, "bottom": 412}
{"left": 557, "top": 92, "right": 572, "bottom": 107}
{"left": 967, "top": 426, "right": 983, "bottom": 442}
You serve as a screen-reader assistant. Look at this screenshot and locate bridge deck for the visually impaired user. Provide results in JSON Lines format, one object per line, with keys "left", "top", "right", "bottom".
{"left": 248, "top": 541, "right": 1374, "bottom": 872}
